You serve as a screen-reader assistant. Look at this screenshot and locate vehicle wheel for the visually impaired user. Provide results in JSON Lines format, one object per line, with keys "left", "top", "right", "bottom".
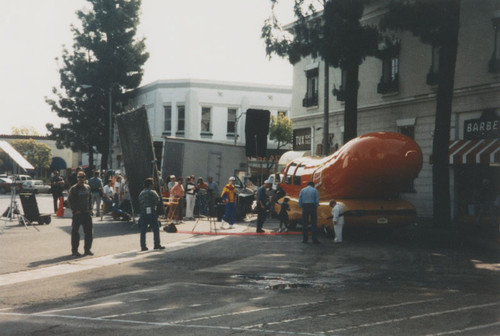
{"left": 45, "top": 217, "right": 51, "bottom": 225}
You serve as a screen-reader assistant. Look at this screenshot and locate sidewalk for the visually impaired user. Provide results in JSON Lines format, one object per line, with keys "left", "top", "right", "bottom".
{"left": 0, "top": 212, "right": 288, "bottom": 278}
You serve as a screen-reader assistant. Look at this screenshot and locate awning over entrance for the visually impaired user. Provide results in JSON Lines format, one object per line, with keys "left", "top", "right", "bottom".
{"left": 447, "top": 139, "right": 499, "bottom": 165}
{"left": 50, "top": 157, "right": 67, "bottom": 171}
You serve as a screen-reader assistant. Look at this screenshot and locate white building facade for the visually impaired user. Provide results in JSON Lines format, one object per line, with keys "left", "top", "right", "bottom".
{"left": 123, "top": 79, "right": 292, "bottom": 177}
{"left": 289, "top": 0, "right": 500, "bottom": 221}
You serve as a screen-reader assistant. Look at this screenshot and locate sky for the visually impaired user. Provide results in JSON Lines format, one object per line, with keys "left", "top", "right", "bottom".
{"left": 0, "top": 0, "right": 295, "bottom": 136}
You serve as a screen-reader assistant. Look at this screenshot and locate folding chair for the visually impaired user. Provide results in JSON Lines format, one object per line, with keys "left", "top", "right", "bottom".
{"left": 165, "top": 197, "right": 179, "bottom": 223}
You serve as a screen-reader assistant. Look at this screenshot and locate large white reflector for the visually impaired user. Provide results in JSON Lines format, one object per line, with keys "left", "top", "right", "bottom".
{"left": 0, "top": 140, "right": 34, "bottom": 171}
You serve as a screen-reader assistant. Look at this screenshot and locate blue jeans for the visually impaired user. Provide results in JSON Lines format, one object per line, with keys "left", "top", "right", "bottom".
{"left": 222, "top": 202, "right": 236, "bottom": 225}
{"left": 139, "top": 211, "right": 160, "bottom": 249}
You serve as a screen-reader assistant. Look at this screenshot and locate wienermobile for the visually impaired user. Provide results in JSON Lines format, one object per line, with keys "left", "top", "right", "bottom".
{"left": 274, "top": 132, "right": 423, "bottom": 231}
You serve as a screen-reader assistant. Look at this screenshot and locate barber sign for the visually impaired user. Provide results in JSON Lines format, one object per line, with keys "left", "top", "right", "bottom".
{"left": 464, "top": 112, "right": 500, "bottom": 140}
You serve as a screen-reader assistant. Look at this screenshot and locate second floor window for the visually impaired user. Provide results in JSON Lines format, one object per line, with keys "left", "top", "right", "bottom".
{"left": 303, "top": 68, "right": 319, "bottom": 107}
{"left": 376, "top": 40, "right": 400, "bottom": 94}
{"left": 164, "top": 105, "right": 171, "bottom": 133}
{"left": 201, "top": 107, "right": 211, "bottom": 133}
{"left": 377, "top": 56, "right": 399, "bottom": 94}
{"left": 489, "top": 14, "right": 500, "bottom": 73}
{"left": 177, "top": 105, "right": 185, "bottom": 134}
{"left": 227, "top": 108, "right": 236, "bottom": 134}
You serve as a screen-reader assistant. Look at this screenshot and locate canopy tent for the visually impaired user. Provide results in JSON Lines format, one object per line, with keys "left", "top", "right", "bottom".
{"left": 0, "top": 140, "right": 34, "bottom": 172}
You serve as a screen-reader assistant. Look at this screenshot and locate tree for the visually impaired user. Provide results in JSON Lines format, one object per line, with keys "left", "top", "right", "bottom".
{"left": 381, "top": 0, "right": 461, "bottom": 228}
{"left": 10, "top": 139, "right": 52, "bottom": 177}
{"left": 269, "top": 114, "right": 293, "bottom": 150}
{"left": 11, "top": 127, "right": 40, "bottom": 136}
{"left": 262, "top": 0, "right": 378, "bottom": 153}
{"left": 265, "top": 114, "right": 293, "bottom": 176}
{"left": 46, "top": 0, "right": 149, "bottom": 170}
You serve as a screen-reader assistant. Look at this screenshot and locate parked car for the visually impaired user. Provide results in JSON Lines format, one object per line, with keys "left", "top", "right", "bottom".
{"left": 9, "top": 174, "right": 33, "bottom": 182}
{"left": 0, "top": 177, "right": 13, "bottom": 194}
{"left": 22, "top": 180, "right": 51, "bottom": 194}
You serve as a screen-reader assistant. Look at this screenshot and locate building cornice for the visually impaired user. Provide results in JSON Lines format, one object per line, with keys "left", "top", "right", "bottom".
{"left": 291, "top": 82, "right": 500, "bottom": 122}
{"left": 131, "top": 79, "right": 292, "bottom": 97}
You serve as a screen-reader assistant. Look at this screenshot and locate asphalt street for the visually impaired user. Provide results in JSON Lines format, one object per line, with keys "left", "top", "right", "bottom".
{"left": 0, "top": 193, "right": 498, "bottom": 335}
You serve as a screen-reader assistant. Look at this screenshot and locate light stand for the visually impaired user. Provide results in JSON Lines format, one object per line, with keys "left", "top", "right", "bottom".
{"left": 1, "top": 169, "right": 28, "bottom": 233}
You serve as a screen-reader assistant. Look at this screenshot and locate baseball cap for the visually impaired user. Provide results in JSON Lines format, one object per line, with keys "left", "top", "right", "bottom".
{"left": 229, "top": 176, "right": 235, "bottom": 181}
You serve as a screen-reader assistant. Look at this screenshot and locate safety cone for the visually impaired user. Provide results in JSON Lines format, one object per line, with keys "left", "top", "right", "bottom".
{"left": 56, "top": 197, "right": 64, "bottom": 217}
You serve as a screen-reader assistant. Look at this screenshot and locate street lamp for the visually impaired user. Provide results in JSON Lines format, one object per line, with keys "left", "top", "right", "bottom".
{"left": 82, "top": 84, "right": 113, "bottom": 170}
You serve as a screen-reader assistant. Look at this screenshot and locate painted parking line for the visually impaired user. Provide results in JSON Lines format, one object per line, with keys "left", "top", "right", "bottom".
{"left": 0, "top": 235, "right": 226, "bottom": 287}
{"left": 324, "top": 302, "right": 500, "bottom": 334}
{"left": 1, "top": 302, "right": 498, "bottom": 336}
{"left": 424, "top": 321, "right": 500, "bottom": 336}
{"left": 242, "top": 297, "right": 444, "bottom": 329}
{"left": 0, "top": 310, "right": 327, "bottom": 336}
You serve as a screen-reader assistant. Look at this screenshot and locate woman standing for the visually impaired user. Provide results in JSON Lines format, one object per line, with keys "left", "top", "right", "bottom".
{"left": 184, "top": 177, "right": 196, "bottom": 220}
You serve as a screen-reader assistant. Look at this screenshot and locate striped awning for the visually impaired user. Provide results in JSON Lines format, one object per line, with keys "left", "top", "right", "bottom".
{"left": 447, "top": 139, "right": 499, "bottom": 165}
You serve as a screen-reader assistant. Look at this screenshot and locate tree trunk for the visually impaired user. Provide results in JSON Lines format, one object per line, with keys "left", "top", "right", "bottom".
{"left": 102, "top": 151, "right": 108, "bottom": 171}
{"left": 343, "top": 62, "right": 359, "bottom": 143}
{"left": 323, "top": 61, "right": 330, "bottom": 156}
{"left": 432, "top": 0, "right": 460, "bottom": 228}
{"left": 88, "top": 145, "right": 94, "bottom": 171}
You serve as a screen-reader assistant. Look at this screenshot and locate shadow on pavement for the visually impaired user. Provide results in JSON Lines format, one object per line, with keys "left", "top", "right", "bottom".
{"left": 27, "top": 254, "right": 76, "bottom": 268}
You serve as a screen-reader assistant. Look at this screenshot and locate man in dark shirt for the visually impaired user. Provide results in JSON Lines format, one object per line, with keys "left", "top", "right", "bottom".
{"left": 50, "top": 170, "right": 65, "bottom": 213}
{"left": 138, "top": 177, "right": 165, "bottom": 251}
{"left": 67, "top": 171, "right": 93, "bottom": 257}
{"left": 256, "top": 180, "right": 272, "bottom": 233}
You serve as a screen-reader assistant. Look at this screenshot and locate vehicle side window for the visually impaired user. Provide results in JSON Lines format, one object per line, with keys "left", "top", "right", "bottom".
{"left": 285, "top": 164, "right": 296, "bottom": 184}
{"left": 294, "top": 165, "right": 305, "bottom": 186}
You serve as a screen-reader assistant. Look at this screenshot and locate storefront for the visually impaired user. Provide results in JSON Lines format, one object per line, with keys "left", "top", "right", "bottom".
{"left": 449, "top": 111, "right": 499, "bottom": 224}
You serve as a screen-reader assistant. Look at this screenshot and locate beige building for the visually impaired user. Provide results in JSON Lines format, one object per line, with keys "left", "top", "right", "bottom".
{"left": 0, "top": 135, "right": 80, "bottom": 178}
{"left": 289, "top": 0, "right": 500, "bottom": 221}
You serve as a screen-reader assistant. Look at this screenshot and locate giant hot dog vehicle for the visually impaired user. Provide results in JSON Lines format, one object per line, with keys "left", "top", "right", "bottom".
{"left": 275, "top": 132, "right": 423, "bottom": 231}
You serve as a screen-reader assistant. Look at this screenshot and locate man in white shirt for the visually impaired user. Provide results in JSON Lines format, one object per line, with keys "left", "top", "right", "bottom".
{"left": 329, "top": 199, "right": 344, "bottom": 243}
{"left": 102, "top": 180, "right": 114, "bottom": 214}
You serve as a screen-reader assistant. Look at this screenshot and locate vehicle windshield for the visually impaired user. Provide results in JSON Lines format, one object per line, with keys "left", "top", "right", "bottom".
{"left": 234, "top": 176, "right": 244, "bottom": 189}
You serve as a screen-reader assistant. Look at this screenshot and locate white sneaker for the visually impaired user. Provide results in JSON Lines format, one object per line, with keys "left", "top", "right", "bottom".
{"left": 220, "top": 220, "right": 226, "bottom": 229}
{"left": 227, "top": 225, "right": 234, "bottom": 229}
